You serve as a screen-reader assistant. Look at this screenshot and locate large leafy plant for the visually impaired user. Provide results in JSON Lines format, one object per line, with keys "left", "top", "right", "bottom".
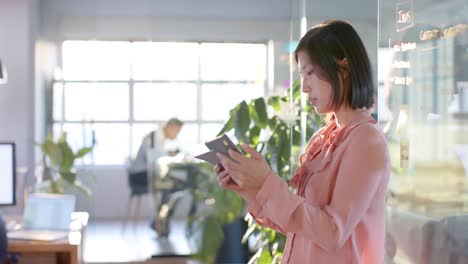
{"left": 37, "top": 132, "right": 94, "bottom": 197}
{"left": 180, "top": 161, "right": 245, "bottom": 264}
{"left": 218, "top": 79, "right": 324, "bottom": 263}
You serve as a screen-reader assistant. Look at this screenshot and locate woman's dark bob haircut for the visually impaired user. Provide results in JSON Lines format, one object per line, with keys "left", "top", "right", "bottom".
{"left": 294, "top": 20, "right": 374, "bottom": 110}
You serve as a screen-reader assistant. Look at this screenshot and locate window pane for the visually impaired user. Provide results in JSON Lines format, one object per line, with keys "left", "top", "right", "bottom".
{"left": 133, "top": 83, "right": 197, "bottom": 121}
{"left": 56, "top": 123, "right": 130, "bottom": 165}
{"left": 201, "top": 83, "right": 264, "bottom": 121}
{"left": 132, "top": 42, "right": 199, "bottom": 81}
{"left": 175, "top": 123, "right": 199, "bottom": 152}
{"left": 53, "top": 82, "right": 64, "bottom": 121}
{"left": 200, "top": 43, "right": 266, "bottom": 81}
{"left": 200, "top": 123, "right": 224, "bottom": 142}
{"left": 62, "top": 41, "right": 131, "bottom": 80}
{"left": 64, "top": 83, "right": 129, "bottom": 121}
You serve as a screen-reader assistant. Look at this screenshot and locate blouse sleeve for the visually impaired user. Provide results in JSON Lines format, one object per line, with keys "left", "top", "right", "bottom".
{"left": 247, "top": 182, "right": 288, "bottom": 235}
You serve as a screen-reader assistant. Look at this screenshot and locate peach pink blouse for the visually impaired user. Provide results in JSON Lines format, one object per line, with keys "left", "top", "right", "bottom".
{"left": 248, "top": 111, "right": 390, "bottom": 264}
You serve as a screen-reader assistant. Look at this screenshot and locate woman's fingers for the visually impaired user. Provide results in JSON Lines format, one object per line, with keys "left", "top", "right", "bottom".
{"left": 241, "top": 144, "right": 263, "bottom": 159}
{"left": 217, "top": 169, "right": 229, "bottom": 179}
{"left": 219, "top": 175, "right": 231, "bottom": 185}
{"left": 218, "top": 174, "right": 242, "bottom": 192}
{"left": 214, "top": 164, "right": 223, "bottom": 173}
{"left": 216, "top": 152, "right": 240, "bottom": 171}
{"left": 227, "top": 149, "right": 245, "bottom": 162}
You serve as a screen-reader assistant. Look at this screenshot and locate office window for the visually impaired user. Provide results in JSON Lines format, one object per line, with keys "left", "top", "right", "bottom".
{"left": 132, "top": 42, "right": 199, "bottom": 81}
{"left": 62, "top": 41, "right": 132, "bottom": 81}
{"left": 200, "top": 43, "right": 266, "bottom": 81}
{"left": 201, "top": 83, "right": 264, "bottom": 121}
{"left": 133, "top": 83, "right": 197, "bottom": 121}
{"left": 54, "top": 41, "right": 267, "bottom": 165}
{"left": 64, "top": 83, "right": 129, "bottom": 121}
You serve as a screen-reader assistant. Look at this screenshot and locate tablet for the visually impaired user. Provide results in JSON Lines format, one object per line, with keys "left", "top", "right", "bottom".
{"left": 195, "top": 134, "right": 242, "bottom": 165}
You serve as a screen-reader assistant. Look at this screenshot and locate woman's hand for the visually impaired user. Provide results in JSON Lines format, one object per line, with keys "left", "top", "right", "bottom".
{"left": 214, "top": 163, "right": 241, "bottom": 192}
{"left": 216, "top": 144, "right": 273, "bottom": 190}
{"left": 214, "top": 163, "right": 256, "bottom": 202}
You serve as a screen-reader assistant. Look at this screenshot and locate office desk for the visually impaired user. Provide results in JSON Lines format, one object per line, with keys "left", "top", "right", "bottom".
{"left": 7, "top": 212, "right": 88, "bottom": 264}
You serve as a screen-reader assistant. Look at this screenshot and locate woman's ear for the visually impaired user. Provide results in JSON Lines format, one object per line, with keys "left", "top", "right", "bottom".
{"left": 338, "top": 58, "right": 350, "bottom": 79}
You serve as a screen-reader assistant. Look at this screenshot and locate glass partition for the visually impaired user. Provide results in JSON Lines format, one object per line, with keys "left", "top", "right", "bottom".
{"left": 379, "top": 0, "right": 468, "bottom": 262}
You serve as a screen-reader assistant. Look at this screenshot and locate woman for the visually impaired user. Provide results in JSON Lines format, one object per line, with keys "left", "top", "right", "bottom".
{"left": 215, "top": 20, "right": 390, "bottom": 263}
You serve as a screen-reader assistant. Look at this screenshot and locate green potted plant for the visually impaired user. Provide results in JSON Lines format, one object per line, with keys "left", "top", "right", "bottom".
{"left": 36, "top": 132, "right": 94, "bottom": 197}
{"left": 179, "top": 161, "right": 245, "bottom": 263}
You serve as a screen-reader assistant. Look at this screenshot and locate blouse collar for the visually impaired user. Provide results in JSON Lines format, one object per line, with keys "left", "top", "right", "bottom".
{"left": 291, "top": 111, "right": 375, "bottom": 189}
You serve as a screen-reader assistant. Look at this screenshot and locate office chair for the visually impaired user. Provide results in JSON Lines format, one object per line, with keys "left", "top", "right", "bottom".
{"left": 122, "top": 169, "right": 150, "bottom": 231}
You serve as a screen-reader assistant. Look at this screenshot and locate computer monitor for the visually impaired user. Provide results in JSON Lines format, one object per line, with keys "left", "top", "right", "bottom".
{"left": 0, "top": 142, "right": 16, "bottom": 206}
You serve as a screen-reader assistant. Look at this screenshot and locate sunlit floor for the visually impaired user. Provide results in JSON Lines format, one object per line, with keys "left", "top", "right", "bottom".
{"left": 83, "top": 219, "right": 196, "bottom": 264}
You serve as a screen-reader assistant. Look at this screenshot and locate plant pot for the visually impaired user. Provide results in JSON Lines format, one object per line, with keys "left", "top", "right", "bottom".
{"left": 216, "top": 217, "right": 248, "bottom": 264}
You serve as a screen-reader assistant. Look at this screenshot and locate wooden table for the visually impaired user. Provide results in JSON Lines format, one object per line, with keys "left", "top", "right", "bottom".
{"left": 7, "top": 212, "right": 89, "bottom": 264}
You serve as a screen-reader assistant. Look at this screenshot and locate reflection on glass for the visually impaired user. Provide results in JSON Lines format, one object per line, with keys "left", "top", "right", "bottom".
{"left": 200, "top": 43, "right": 266, "bottom": 81}
{"left": 379, "top": 0, "right": 468, "bottom": 262}
{"left": 62, "top": 41, "right": 131, "bottom": 81}
{"left": 64, "top": 83, "right": 129, "bottom": 121}
{"left": 131, "top": 42, "right": 199, "bottom": 81}
{"left": 133, "top": 83, "right": 197, "bottom": 121}
{"left": 201, "top": 83, "right": 264, "bottom": 121}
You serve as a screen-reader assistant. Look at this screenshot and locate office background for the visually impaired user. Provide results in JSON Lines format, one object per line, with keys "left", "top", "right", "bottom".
{"left": 0, "top": 0, "right": 377, "bottom": 219}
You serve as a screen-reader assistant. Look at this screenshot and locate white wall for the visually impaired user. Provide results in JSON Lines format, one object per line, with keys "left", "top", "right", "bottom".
{"left": 0, "top": 0, "right": 38, "bottom": 214}
{"left": 39, "top": 0, "right": 292, "bottom": 42}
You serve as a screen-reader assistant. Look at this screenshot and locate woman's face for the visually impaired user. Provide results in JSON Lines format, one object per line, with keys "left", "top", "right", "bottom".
{"left": 297, "top": 51, "right": 334, "bottom": 114}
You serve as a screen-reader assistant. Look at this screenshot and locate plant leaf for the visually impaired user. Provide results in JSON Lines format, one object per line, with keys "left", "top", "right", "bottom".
{"left": 250, "top": 98, "right": 268, "bottom": 129}
{"left": 258, "top": 247, "right": 273, "bottom": 264}
{"left": 234, "top": 101, "right": 250, "bottom": 142}
{"left": 60, "top": 170, "right": 76, "bottom": 183}
{"left": 75, "top": 147, "right": 92, "bottom": 159}
{"left": 41, "top": 139, "right": 62, "bottom": 167}
{"left": 192, "top": 214, "right": 224, "bottom": 264}
{"left": 276, "top": 127, "right": 290, "bottom": 176}
{"left": 292, "top": 79, "right": 301, "bottom": 101}
{"left": 268, "top": 116, "right": 280, "bottom": 130}
{"left": 58, "top": 132, "right": 67, "bottom": 143}
{"left": 58, "top": 140, "right": 75, "bottom": 172}
{"left": 268, "top": 96, "right": 281, "bottom": 111}
{"left": 268, "top": 229, "right": 276, "bottom": 242}
{"left": 249, "top": 126, "right": 261, "bottom": 146}
{"left": 218, "top": 113, "right": 235, "bottom": 136}
{"left": 292, "top": 125, "right": 301, "bottom": 146}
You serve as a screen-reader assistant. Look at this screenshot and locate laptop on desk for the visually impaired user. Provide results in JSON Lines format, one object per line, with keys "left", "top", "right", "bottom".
{"left": 7, "top": 193, "right": 75, "bottom": 241}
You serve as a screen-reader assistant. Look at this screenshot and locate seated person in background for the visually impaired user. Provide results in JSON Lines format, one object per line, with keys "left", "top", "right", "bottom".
{"left": 128, "top": 117, "right": 184, "bottom": 232}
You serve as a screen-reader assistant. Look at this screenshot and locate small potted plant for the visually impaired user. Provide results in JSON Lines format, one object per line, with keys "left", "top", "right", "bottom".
{"left": 36, "top": 132, "right": 94, "bottom": 198}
